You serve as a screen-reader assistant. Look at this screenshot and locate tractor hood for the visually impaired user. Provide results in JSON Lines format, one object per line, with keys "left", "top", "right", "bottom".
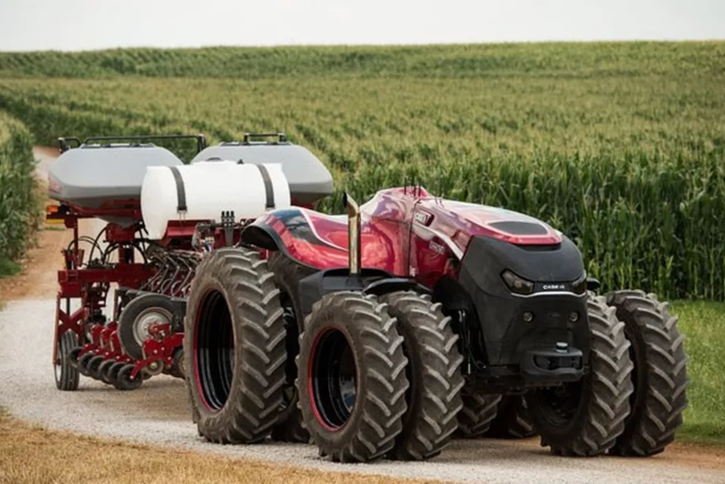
{"left": 416, "top": 198, "right": 562, "bottom": 259}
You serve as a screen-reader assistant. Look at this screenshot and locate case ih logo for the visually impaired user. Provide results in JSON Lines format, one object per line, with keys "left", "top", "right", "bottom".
{"left": 542, "top": 284, "right": 566, "bottom": 291}
{"left": 415, "top": 212, "right": 432, "bottom": 225}
{"left": 429, "top": 240, "right": 445, "bottom": 255}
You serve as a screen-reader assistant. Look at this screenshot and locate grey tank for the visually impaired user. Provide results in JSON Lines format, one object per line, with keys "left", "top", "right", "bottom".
{"left": 48, "top": 145, "right": 183, "bottom": 210}
{"left": 191, "top": 143, "right": 333, "bottom": 205}
{"left": 48, "top": 141, "right": 333, "bottom": 226}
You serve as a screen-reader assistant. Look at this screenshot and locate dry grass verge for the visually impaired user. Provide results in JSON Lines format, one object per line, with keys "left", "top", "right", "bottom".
{"left": 0, "top": 410, "right": 438, "bottom": 484}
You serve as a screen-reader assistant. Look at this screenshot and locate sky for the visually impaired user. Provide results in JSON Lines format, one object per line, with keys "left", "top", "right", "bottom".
{"left": 0, "top": 0, "right": 723, "bottom": 52}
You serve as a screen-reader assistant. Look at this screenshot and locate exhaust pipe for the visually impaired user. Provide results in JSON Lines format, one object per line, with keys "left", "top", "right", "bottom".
{"left": 343, "top": 193, "right": 361, "bottom": 276}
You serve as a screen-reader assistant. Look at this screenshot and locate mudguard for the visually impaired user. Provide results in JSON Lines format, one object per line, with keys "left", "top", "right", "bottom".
{"left": 242, "top": 208, "right": 349, "bottom": 270}
{"left": 242, "top": 205, "right": 408, "bottom": 274}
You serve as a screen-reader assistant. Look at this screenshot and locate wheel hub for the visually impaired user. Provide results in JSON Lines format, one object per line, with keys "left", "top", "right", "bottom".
{"left": 134, "top": 308, "right": 172, "bottom": 348}
{"left": 310, "top": 328, "right": 357, "bottom": 431}
{"left": 195, "top": 290, "right": 234, "bottom": 411}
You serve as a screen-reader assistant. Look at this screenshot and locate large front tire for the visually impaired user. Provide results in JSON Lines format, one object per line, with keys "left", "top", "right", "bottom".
{"left": 184, "top": 248, "right": 287, "bottom": 444}
{"left": 297, "top": 292, "right": 409, "bottom": 463}
{"left": 529, "top": 295, "right": 634, "bottom": 456}
{"left": 380, "top": 291, "right": 464, "bottom": 460}
{"left": 605, "top": 290, "right": 689, "bottom": 456}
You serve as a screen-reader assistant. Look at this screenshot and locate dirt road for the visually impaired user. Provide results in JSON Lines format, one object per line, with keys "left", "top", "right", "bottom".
{"left": 0, "top": 148, "right": 723, "bottom": 484}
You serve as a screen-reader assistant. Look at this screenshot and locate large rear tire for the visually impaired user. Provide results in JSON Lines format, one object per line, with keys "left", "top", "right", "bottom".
{"left": 488, "top": 395, "right": 537, "bottom": 439}
{"left": 456, "top": 390, "right": 502, "bottom": 438}
{"left": 268, "top": 253, "right": 314, "bottom": 443}
{"left": 54, "top": 330, "right": 80, "bottom": 391}
{"left": 184, "top": 248, "right": 287, "bottom": 444}
{"left": 605, "top": 290, "right": 689, "bottom": 456}
{"left": 529, "top": 294, "right": 634, "bottom": 456}
{"left": 380, "top": 291, "right": 464, "bottom": 460}
{"left": 297, "top": 292, "right": 409, "bottom": 463}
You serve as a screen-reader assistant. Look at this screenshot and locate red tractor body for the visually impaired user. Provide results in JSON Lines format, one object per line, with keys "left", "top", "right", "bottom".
{"left": 244, "top": 186, "right": 590, "bottom": 393}
{"left": 252, "top": 186, "right": 561, "bottom": 279}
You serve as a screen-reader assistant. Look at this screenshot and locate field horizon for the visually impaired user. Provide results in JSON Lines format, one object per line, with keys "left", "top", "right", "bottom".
{"left": 1, "top": 40, "right": 724, "bottom": 79}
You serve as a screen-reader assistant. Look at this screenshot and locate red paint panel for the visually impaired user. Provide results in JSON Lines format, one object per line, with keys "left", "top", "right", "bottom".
{"left": 260, "top": 187, "right": 562, "bottom": 284}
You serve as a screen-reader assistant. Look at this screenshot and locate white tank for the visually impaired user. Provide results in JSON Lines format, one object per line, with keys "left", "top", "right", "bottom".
{"left": 140, "top": 161, "right": 291, "bottom": 240}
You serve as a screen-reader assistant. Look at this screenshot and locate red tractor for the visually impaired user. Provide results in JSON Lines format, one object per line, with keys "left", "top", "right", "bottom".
{"left": 185, "top": 185, "right": 689, "bottom": 462}
{"left": 47, "top": 131, "right": 688, "bottom": 463}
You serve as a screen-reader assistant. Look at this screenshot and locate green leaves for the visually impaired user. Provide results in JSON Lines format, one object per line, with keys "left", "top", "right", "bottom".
{"left": 0, "top": 112, "right": 37, "bottom": 266}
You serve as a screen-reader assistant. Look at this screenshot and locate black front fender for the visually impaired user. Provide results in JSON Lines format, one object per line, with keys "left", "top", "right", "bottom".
{"left": 363, "top": 278, "right": 431, "bottom": 297}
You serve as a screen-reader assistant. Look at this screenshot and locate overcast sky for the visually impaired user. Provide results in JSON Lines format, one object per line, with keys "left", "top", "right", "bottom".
{"left": 0, "top": 0, "right": 723, "bottom": 52}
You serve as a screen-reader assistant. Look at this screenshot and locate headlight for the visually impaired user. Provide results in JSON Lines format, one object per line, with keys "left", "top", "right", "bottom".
{"left": 571, "top": 272, "right": 587, "bottom": 294}
{"left": 501, "top": 270, "right": 534, "bottom": 295}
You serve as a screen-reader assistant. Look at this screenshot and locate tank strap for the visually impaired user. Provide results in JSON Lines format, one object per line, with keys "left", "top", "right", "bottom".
{"left": 255, "top": 165, "right": 275, "bottom": 210}
{"left": 168, "top": 166, "right": 187, "bottom": 213}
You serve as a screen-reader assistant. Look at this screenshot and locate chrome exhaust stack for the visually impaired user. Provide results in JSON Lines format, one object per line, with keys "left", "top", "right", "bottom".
{"left": 343, "top": 193, "right": 361, "bottom": 276}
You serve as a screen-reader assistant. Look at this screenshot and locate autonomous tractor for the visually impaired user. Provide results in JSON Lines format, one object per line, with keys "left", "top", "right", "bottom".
{"left": 47, "top": 132, "right": 689, "bottom": 463}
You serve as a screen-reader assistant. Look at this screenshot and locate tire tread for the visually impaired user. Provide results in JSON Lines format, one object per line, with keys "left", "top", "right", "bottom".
{"left": 381, "top": 291, "right": 464, "bottom": 460}
{"left": 297, "top": 292, "right": 409, "bottom": 463}
{"left": 184, "top": 248, "right": 287, "bottom": 444}
{"left": 606, "top": 290, "right": 689, "bottom": 457}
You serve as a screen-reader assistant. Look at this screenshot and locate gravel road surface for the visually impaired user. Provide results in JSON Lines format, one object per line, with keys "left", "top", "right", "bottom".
{"left": 0, "top": 148, "right": 722, "bottom": 484}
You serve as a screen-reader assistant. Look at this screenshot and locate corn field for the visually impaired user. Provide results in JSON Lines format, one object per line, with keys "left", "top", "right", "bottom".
{"left": 0, "top": 42, "right": 723, "bottom": 298}
{"left": 0, "top": 111, "right": 37, "bottom": 265}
